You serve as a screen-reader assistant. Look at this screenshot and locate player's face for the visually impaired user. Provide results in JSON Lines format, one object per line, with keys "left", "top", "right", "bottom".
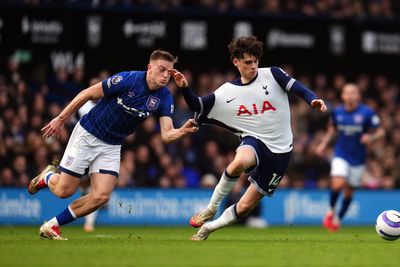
{"left": 341, "top": 84, "right": 361, "bottom": 107}
{"left": 233, "top": 54, "right": 259, "bottom": 83}
{"left": 147, "top": 59, "right": 174, "bottom": 89}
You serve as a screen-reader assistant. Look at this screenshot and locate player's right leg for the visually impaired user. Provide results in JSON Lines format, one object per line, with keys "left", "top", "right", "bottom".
{"left": 191, "top": 184, "right": 263, "bottom": 241}
{"left": 323, "top": 157, "right": 349, "bottom": 232}
{"left": 323, "top": 175, "right": 346, "bottom": 232}
{"left": 39, "top": 172, "right": 81, "bottom": 240}
{"left": 40, "top": 172, "right": 116, "bottom": 240}
{"left": 27, "top": 160, "right": 59, "bottom": 195}
{"left": 190, "top": 145, "right": 256, "bottom": 228}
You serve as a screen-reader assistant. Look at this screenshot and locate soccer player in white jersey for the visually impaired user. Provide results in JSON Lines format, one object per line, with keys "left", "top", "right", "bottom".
{"left": 170, "top": 36, "right": 327, "bottom": 241}
{"left": 315, "top": 84, "right": 385, "bottom": 232}
{"left": 28, "top": 50, "right": 198, "bottom": 240}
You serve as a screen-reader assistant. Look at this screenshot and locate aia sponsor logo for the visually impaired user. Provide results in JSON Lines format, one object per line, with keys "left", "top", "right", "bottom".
{"left": 237, "top": 100, "right": 276, "bottom": 116}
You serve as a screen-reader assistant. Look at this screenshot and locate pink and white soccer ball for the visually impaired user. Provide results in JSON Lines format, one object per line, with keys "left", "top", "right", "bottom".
{"left": 375, "top": 210, "right": 400, "bottom": 241}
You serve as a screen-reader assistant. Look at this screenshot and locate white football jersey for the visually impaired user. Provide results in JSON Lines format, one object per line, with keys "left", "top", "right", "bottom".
{"left": 205, "top": 68, "right": 293, "bottom": 153}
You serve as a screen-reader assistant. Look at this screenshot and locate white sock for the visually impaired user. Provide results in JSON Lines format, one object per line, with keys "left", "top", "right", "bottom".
{"left": 205, "top": 205, "right": 239, "bottom": 232}
{"left": 45, "top": 217, "right": 59, "bottom": 227}
{"left": 68, "top": 205, "right": 78, "bottom": 219}
{"left": 84, "top": 210, "right": 98, "bottom": 227}
{"left": 207, "top": 171, "right": 239, "bottom": 213}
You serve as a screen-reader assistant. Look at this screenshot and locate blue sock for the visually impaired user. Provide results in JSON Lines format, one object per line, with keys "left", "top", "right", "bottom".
{"left": 330, "top": 190, "right": 340, "bottom": 209}
{"left": 55, "top": 206, "right": 77, "bottom": 226}
{"left": 339, "top": 197, "right": 352, "bottom": 220}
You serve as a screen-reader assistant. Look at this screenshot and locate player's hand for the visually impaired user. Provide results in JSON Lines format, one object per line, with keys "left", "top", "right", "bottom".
{"left": 311, "top": 99, "right": 327, "bottom": 112}
{"left": 41, "top": 116, "right": 65, "bottom": 138}
{"left": 169, "top": 69, "right": 188, "bottom": 88}
{"left": 360, "top": 133, "right": 372, "bottom": 145}
{"left": 181, "top": 119, "right": 199, "bottom": 134}
{"left": 314, "top": 144, "right": 326, "bottom": 157}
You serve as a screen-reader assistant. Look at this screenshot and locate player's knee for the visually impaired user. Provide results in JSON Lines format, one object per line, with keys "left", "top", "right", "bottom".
{"left": 55, "top": 187, "right": 75, "bottom": 199}
{"left": 229, "top": 159, "right": 249, "bottom": 174}
{"left": 92, "top": 193, "right": 110, "bottom": 207}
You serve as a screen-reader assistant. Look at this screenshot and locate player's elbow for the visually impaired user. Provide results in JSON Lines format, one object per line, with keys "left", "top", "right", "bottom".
{"left": 160, "top": 132, "right": 170, "bottom": 144}
{"left": 161, "top": 135, "right": 174, "bottom": 144}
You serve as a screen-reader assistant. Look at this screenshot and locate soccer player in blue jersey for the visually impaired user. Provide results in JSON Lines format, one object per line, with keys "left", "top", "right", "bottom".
{"left": 171, "top": 36, "right": 327, "bottom": 240}
{"left": 28, "top": 50, "right": 198, "bottom": 240}
{"left": 315, "top": 83, "right": 385, "bottom": 232}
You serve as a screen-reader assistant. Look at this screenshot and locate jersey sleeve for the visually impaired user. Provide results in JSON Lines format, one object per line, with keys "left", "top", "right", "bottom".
{"left": 102, "top": 71, "right": 134, "bottom": 97}
{"left": 270, "top": 66, "right": 317, "bottom": 105}
{"left": 158, "top": 90, "right": 174, "bottom": 118}
{"left": 181, "top": 87, "right": 215, "bottom": 121}
{"left": 331, "top": 109, "right": 338, "bottom": 128}
{"left": 366, "top": 109, "right": 381, "bottom": 129}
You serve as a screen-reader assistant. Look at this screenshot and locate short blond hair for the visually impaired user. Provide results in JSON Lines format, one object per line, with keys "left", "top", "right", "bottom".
{"left": 149, "top": 49, "right": 178, "bottom": 64}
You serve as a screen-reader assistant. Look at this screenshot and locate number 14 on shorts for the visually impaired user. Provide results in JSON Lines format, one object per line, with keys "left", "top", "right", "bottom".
{"left": 268, "top": 173, "right": 282, "bottom": 193}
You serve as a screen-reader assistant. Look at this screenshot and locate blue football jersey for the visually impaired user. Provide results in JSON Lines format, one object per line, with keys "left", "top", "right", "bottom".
{"left": 80, "top": 71, "right": 174, "bottom": 145}
{"left": 332, "top": 104, "right": 380, "bottom": 165}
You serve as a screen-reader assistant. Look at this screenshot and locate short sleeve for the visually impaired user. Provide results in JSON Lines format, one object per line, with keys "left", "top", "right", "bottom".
{"left": 102, "top": 71, "right": 133, "bottom": 97}
{"left": 367, "top": 109, "right": 381, "bottom": 129}
{"left": 331, "top": 109, "right": 338, "bottom": 127}
{"left": 158, "top": 91, "right": 174, "bottom": 118}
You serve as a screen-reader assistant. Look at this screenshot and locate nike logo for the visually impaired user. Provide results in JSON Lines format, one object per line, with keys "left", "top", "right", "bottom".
{"left": 226, "top": 97, "right": 237, "bottom": 103}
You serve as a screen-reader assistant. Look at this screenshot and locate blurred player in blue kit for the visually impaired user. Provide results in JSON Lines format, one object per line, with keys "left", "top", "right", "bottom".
{"left": 170, "top": 36, "right": 328, "bottom": 240}
{"left": 316, "top": 83, "right": 385, "bottom": 231}
{"left": 28, "top": 50, "right": 198, "bottom": 240}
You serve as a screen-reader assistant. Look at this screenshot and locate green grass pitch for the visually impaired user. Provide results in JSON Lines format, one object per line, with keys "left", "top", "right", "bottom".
{"left": 1, "top": 226, "right": 399, "bottom": 267}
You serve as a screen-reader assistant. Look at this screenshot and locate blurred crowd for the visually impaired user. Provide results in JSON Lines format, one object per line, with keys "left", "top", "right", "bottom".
{"left": 0, "top": 55, "right": 400, "bottom": 190}
{"left": 2, "top": 0, "right": 400, "bottom": 19}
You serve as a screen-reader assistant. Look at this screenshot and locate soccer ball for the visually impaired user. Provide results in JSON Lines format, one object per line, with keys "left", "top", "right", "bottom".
{"left": 375, "top": 210, "right": 400, "bottom": 241}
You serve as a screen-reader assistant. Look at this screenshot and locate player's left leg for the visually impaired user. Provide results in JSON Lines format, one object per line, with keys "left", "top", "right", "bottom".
{"left": 338, "top": 184, "right": 354, "bottom": 221}
{"left": 324, "top": 157, "right": 349, "bottom": 231}
{"left": 190, "top": 144, "right": 257, "bottom": 228}
{"left": 336, "top": 164, "right": 363, "bottom": 226}
{"left": 69, "top": 173, "right": 116, "bottom": 217}
{"left": 323, "top": 176, "right": 346, "bottom": 231}
{"left": 40, "top": 173, "right": 116, "bottom": 240}
{"left": 80, "top": 182, "right": 98, "bottom": 232}
{"left": 191, "top": 184, "right": 263, "bottom": 241}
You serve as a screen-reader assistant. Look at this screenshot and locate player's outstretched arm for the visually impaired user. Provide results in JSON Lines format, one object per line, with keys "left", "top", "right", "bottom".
{"left": 360, "top": 126, "right": 385, "bottom": 145}
{"left": 159, "top": 117, "right": 198, "bottom": 144}
{"left": 315, "top": 121, "right": 336, "bottom": 157}
{"left": 169, "top": 69, "right": 202, "bottom": 112}
{"left": 41, "top": 82, "right": 104, "bottom": 138}
{"left": 169, "top": 69, "right": 188, "bottom": 88}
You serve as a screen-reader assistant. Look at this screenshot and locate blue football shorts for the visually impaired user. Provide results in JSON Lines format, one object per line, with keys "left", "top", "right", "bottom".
{"left": 238, "top": 136, "right": 291, "bottom": 196}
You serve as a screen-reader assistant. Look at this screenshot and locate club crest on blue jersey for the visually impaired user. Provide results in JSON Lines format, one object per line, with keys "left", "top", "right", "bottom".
{"left": 146, "top": 96, "right": 160, "bottom": 110}
{"left": 354, "top": 114, "right": 363, "bottom": 124}
{"left": 112, "top": 75, "right": 123, "bottom": 85}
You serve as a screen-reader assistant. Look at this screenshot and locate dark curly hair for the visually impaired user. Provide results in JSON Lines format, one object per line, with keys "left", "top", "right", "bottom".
{"left": 228, "top": 36, "right": 263, "bottom": 60}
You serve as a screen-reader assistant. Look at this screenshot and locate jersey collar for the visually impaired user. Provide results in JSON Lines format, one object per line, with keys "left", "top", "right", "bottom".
{"left": 229, "top": 73, "right": 258, "bottom": 86}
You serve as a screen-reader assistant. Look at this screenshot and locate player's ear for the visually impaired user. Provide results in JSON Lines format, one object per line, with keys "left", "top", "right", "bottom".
{"left": 147, "top": 63, "right": 152, "bottom": 71}
{"left": 232, "top": 58, "right": 238, "bottom": 67}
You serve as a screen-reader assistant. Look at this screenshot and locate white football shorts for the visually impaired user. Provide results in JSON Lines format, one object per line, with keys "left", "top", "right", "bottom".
{"left": 330, "top": 157, "right": 364, "bottom": 187}
{"left": 59, "top": 122, "right": 121, "bottom": 178}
